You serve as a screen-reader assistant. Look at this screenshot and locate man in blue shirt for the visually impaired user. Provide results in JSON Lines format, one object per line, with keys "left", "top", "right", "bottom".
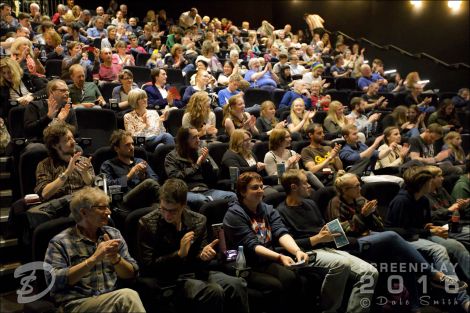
{"left": 217, "top": 74, "right": 241, "bottom": 107}
{"left": 339, "top": 124, "right": 390, "bottom": 174}
{"left": 357, "top": 64, "right": 388, "bottom": 92}
{"left": 100, "top": 130, "right": 160, "bottom": 211}
{"left": 86, "top": 17, "right": 107, "bottom": 40}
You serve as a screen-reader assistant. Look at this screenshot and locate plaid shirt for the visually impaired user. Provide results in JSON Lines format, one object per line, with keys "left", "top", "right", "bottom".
{"left": 44, "top": 226, "right": 138, "bottom": 306}
{"left": 35, "top": 157, "right": 95, "bottom": 199}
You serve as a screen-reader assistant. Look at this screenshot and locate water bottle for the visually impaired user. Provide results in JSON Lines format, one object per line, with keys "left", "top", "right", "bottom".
{"left": 450, "top": 210, "right": 460, "bottom": 233}
{"left": 235, "top": 246, "right": 246, "bottom": 269}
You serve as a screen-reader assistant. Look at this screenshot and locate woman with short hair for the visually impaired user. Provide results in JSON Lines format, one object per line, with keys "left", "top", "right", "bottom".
{"left": 123, "top": 89, "right": 174, "bottom": 151}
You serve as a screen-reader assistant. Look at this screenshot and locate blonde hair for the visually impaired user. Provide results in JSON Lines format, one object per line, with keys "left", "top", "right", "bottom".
{"left": 334, "top": 172, "right": 357, "bottom": 195}
{"left": 10, "top": 37, "right": 33, "bottom": 56}
{"left": 327, "top": 101, "right": 346, "bottom": 128}
{"left": 421, "top": 165, "right": 442, "bottom": 177}
{"left": 260, "top": 100, "right": 278, "bottom": 127}
{"left": 0, "top": 57, "right": 23, "bottom": 89}
{"left": 289, "top": 98, "right": 311, "bottom": 131}
{"left": 229, "top": 129, "right": 252, "bottom": 159}
{"left": 444, "top": 131, "right": 465, "bottom": 162}
{"left": 44, "top": 29, "right": 62, "bottom": 47}
{"left": 128, "top": 89, "right": 148, "bottom": 109}
{"left": 185, "top": 91, "right": 210, "bottom": 130}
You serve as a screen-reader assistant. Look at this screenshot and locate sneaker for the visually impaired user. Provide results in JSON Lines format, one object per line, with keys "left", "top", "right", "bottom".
{"left": 431, "top": 275, "right": 468, "bottom": 292}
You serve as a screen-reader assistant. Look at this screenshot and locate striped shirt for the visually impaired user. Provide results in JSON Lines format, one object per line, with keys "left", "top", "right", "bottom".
{"left": 44, "top": 226, "right": 138, "bottom": 306}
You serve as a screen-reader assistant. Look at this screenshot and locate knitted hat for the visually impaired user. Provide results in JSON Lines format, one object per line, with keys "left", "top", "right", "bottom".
{"left": 311, "top": 62, "right": 324, "bottom": 71}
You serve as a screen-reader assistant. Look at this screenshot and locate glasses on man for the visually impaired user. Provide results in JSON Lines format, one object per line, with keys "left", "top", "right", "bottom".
{"left": 120, "top": 77, "right": 133, "bottom": 81}
{"left": 53, "top": 88, "right": 69, "bottom": 93}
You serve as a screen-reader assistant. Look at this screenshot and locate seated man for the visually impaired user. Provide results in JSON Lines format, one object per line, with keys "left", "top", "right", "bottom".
{"left": 45, "top": 187, "right": 146, "bottom": 313}
{"left": 404, "top": 83, "right": 435, "bottom": 113}
{"left": 452, "top": 88, "right": 469, "bottom": 109}
{"left": 244, "top": 58, "right": 278, "bottom": 89}
{"left": 386, "top": 167, "right": 470, "bottom": 292}
{"left": 61, "top": 41, "right": 100, "bottom": 81}
{"left": 278, "top": 169, "right": 378, "bottom": 313}
{"left": 357, "top": 64, "right": 387, "bottom": 92}
{"left": 165, "top": 127, "right": 237, "bottom": 211}
{"left": 24, "top": 79, "right": 78, "bottom": 143}
{"left": 217, "top": 74, "right": 241, "bottom": 108}
{"left": 301, "top": 124, "right": 342, "bottom": 186}
{"left": 339, "top": 124, "right": 391, "bottom": 174}
{"left": 98, "top": 47, "right": 121, "bottom": 82}
{"left": 346, "top": 97, "right": 381, "bottom": 138}
{"left": 28, "top": 122, "right": 94, "bottom": 228}
{"left": 138, "top": 178, "right": 249, "bottom": 313}
{"left": 278, "top": 80, "right": 312, "bottom": 110}
{"left": 361, "top": 82, "right": 388, "bottom": 110}
{"left": 86, "top": 16, "right": 107, "bottom": 40}
{"left": 408, "top": 123, "right": 462, "bottom": 176}
{"left": 330, "top": 54, "right": 351, "bottom": 78}
{"left": 68, "top": 64, "right": 105, "bottom": 108}
{"left": 100, "top": 130, "right": 160, "bottom": 211}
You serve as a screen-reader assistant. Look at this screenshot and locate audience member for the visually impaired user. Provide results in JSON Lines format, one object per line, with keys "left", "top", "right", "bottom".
{"left": 287, "top": 98, "right": 315, "bottom": 140}
{"left": 111, "top": 69, "right": 139, "bottom": 110}
{"left": 182, "top": 91, "right": 217, "bottom": 140}
{"left": 223, "top": 94, "right": 259, "bottom": 137}
{"left": 68, "top": 64, "right": 105, "bottom": 108}
{"left": 100, "top": 129, "right": 160, "bottom": 211}
{"left": 123, "top": 89, "right": 174, "bottom": 151}
{"left": 165, "top": 127, "right": 236, "bottom": 210}
{"left": 44, "top": 187, "right": 146, "bottom": 313}
{"left": 143, "top": 68, "right": 183, "bottom": 110}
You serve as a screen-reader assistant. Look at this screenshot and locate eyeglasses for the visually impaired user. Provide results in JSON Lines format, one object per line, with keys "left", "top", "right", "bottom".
{"left": 120, "top": 77, "right": 133, "bottom": 81}
{"left": 53, "top": 88, "right": 69, "bottom": 93}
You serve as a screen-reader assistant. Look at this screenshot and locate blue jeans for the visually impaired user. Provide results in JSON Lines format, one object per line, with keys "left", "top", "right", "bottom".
{"left": 428, "top": 235, "right": 470, "bottom": 281}
{"left": 145, "top": 133, "right": 175, "bottom": 151}
{"left": 187, "top": 189, "right": 237, "bottom": 211}
{"left": 357, "top": 231, "right": 436, "bottom": 310}
{"left": 410, "top": 238, "right": 470, "bottom": 306}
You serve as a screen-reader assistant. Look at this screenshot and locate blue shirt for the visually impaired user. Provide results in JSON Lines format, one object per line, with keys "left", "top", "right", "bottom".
{"left": 44, "top": 226, "right": 138, "bottom": 306}
{"left": 217, "top": 88, "right": 240, "bottom": 106}
{"left": 279, "top": 90, "right": 312, "bottom": 109}
{"left": 339, "top": 142, "right": 379, "bottom": 168}
{"left": 357, "top": 73, "right": 384, "bottom": 91}
{"left": 100, "top": 157, "right": 159, "bottom": 192}
{"left": 86, "top": 27, "right": 107, "bottom": 39}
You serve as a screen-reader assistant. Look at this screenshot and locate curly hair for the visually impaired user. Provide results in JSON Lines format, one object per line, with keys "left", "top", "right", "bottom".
{"left": 185, "top": 91, "right": 210, "bottom": 130}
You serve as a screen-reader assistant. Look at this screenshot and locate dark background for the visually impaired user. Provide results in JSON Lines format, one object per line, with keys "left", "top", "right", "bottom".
{"left": 78, "top": 0, "right": 470, "bottom": 91}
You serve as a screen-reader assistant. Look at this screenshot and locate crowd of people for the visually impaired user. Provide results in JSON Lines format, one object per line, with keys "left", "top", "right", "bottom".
{"left": 1, "top": 1, "right": 469, "bottom": 313}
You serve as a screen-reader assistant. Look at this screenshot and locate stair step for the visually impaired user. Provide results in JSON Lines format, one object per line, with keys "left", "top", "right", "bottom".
{"left": 0, "top": 207, "right": 8, "bottom": 223}
{"left": 0, "top": 236, "right": 17, "bottom": 248}
{"left": 0, "top": 172, "right": 11, "bottom": 180}
{"left": 0, "top": 262, "right": 21, "bottom": 276}
{"left": 0, "top": 156, "right": 12, "bottom": 172}
{"left": 0, "top": 190, "right": 12, "bottom": 197}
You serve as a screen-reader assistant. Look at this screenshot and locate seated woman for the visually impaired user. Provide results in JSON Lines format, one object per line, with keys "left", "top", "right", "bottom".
{"left": 164, "top": 43, "right": 195, "bottom": 76}
{"left": 111, "top": 69, "right": 139, "bottom": 111}
{"left": 223, "top": 172, "right": 316, "bottom": 313}
{"left": 278, "top": 65, "right": 293, "bottom": 90}
{"left": 189, "top": 59, "right": 217, "bottom": 87}
{"left": 123, "top": 89, "right": 174, "bottom": 152}
{"left": 442, "top": 131, "right": 466, "bottom": 167}
{"left": 244, "top": 58, "right": 278, "bottom": 90}
{"left": 164, "top": 127, "right": 237, "bottom": 211}
{"left": 327, "top": 172, "right": 468, "bottom": 312}
{"left": 310, "top": 80, "right": 331, "bottom": 111}
{"left": 112, "top": 40, "right": 135, "bottom": 72}
{"left": 223, "top": 94, "right": 259, "bottom": 137}
{"left": 323, "top": 100, "right": 350, "bottom": 137}
{"left": 264, "top": 128, "right": 323, "bottom": 189}
{"left": 43, "top": 30, "right": 65, "bottom": 61}
{"left": 199, "top": 40, "right": 223, "bottom": 74}
{"left": 221, "top": 129, "right": 266, "bottom": 178}
{"left": 143, "top": 68, "right": 183, "bottom": 109}
{"left": 182, "top": 91, "right": 217, "bottom": 141}
{"left": 428, "top": 99, "right": 462, "bottom": 132}
{"left": 256, "top": 101, "right": 286, "bottom": 139}
{"left": 182, "top": 69, "right": 214, "bottom": 105}
{"left": 101, "top": 25, "right": 118, "bottom": 50}
{"left": 287, "top": 98, "right": 315, "bottom": 141}
{"left": 424, "top": 165, "right": 470, "bottom": 250}
{"left": 0, "top": 57, "right": 45, "bottom": 119}
{"left": 217, "top": 60, "right": 239, "bottom": 86}
{"left": 375, "top": 126, "right": 411, "bottom": 172}
{"left": 10, "top": 37, "right": 46, "bottom": 78}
